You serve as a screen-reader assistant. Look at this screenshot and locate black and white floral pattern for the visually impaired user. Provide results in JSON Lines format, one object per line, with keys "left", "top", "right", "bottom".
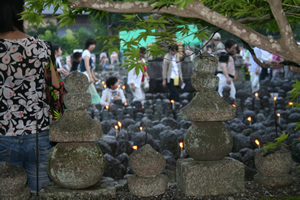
{"left": 0, "top": 37, "right": 51, "bottom": 136}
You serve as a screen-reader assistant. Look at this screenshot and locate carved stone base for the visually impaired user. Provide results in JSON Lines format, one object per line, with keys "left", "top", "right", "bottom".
{"left": 128, "top": 174, "right": 168, "bottom": 197}
{"left": 176, "top": 157, "right": 244, "bottom": 197}
{"left": 254, "top": 174, "right": 294, "bottom": 187}
{"left": 39, "top": 179, "right": 116, "bottom": 200}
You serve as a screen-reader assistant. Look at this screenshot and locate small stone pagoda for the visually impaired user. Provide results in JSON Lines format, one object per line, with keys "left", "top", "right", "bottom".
{"left": 47, "top": 72, "right": 105, "bottom": 189}
{"left": 178, "top": 52, "right": 245, "bottom": 197}
{"left": 128, "top": 144, "right": 168, "bottom": 197}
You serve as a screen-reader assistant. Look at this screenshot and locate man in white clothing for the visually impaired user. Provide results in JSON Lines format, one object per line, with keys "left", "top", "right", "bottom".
{"left": 248, "top": 47, "right": 262, "bottom": 93}
{"left": 127, "top": 47, "right": 149, "bottom": 105}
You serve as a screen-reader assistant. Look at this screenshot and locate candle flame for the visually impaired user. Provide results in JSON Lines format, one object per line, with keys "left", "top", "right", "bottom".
{"left": 277, "top": 113, "right": 280, "bottom": 117}
{"left": 139, "top": 126, "right": 143, "bottom": 131}
{"left": 117, "top": 84, "right": 121, "bottom": 88}
{"left": 132, "top": 145, "right": 138, "bottom": 150}
{"left": 254, "top": 92, "right": 258, "bottom": 97}
{"left": 170, "top": 100, "right": 175, "bottom": 104}
{"left": 179, "top": 142, "right": 184, "bottom": 149}
{"left": 289, "top": 102, "right": 294, "bottom": 106}
{"left": 105, "top": 105, "right": 109, "bottom": 110}
{"left": 118, "top": 121, "right": 122, "bottom": 128}
{"left": 255, "top": 139, "right": 260, "bottom": 146}
{"left": 101, "top": 81, "right": 105, "bottom": 84}
{"left": 247, "top": 117, "right": 252, "bottom": 121}
{"left": 232, "top": 104, "right": 236, "bottom": 108}
{"left": 124, "top": 102, "right": 127, "bottom": 106}
{"left": 142, "top": 106, "right": 144, "bottom": 109}
{"left": 122, "top": 85, "right": 126, "bottom": 90}
{"left": 114, "top": 125, "right": 118, "bottom": 130}
{"left": 273, "top": 96, "right": 277, "bottom": 101}
{"left": 104, "top": 84, "right": 107, "bottom": 89}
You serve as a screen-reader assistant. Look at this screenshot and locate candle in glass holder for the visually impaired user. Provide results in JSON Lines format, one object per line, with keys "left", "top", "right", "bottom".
{"left": 179, "top": 142, "right": 184, "bottom": 158}
{"left": 254, "top": 139, "right": 260, "bottom": 149}
{"left": 118, "top": 121, "right": 122, "bottom": 131}
{"left": 132, "top": 145, "right": 138, "bottom": 150}
{"left": 277, "top": 113, "right": 281, "bottom": 123}
{"left": 114, "top": 125, "right": 119, "bottom": 137}
{"left": 247, "top": 117, "right": 252, "bottom": 126}
{"left": 273, "top": 96, "right": 277, "bottom": 108}
{"left": 170, "top": 100, "right": 175, "bottom": 110}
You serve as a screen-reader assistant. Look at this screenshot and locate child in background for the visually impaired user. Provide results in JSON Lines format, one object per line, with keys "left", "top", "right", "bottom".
{"left": 101, "top": 76, "right": 127, "bottom": 107}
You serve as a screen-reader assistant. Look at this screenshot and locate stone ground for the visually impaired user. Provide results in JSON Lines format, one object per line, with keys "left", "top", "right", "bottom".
{"left": 111, "top": 177, "right": 300, "bottom": 200}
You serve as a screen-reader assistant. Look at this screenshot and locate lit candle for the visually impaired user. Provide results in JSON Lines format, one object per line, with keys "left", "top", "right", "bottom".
{"left": 277, "top": 113, "right": 281, "bottom": 124}
{"left": 122, "top": 85, "right": 126, "bottom": 90}
{"left": 114, "top": 125, "right": 119, "bottom": 137}
{"left": 105, "top": 105, "right": 109, "bottom": 110}
{"left": 170, "top": 100, "right": 175, "bottom": 110}
{"left": 273, "top": 96, "right": 277, "bottom": 108}
{"left": 139, "top": 126, "right": 143, "bottom": 132}
{"left": 254, "top": 92, "right": 258, "bottom": 98}
{"left": 254, "top": 139, "right": 260, "bottom": 149}
{"left": 117, "top": 84, "right": 121, "bottom": 88}
{"left": 101, "top": 81, "right": 105, "bottom": 85}
{"left": 232, "top": 104, "right": 236, "bottom": 108}
{"left": 104, "top": 84, "right": 107, "bottom": 89}
{"left": 288, "top": 102, "right": 293, "bottom": 106}
{"left": 247, "top": 117, "right": 252, "bottom": 126}
{"left": 124, "top": 102, "right": 127, "bottom": 106}
{"left": 179, "top": 142, "right": 184, "bottom": 158}
{"left": 132, "top": 145, "right": 138, "bottom": 150}
{"left": 118, "top": 121, "right": 122, "bottom": 131}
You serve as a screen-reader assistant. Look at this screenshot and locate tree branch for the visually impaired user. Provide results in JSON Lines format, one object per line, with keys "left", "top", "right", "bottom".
{"left": 237, "top": 15, "right": 271, "bottom": 23}
{"left": 68, "top": 0, "right": 300, "bottom": 64}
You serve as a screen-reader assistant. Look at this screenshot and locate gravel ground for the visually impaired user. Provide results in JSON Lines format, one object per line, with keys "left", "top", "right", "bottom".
{"left": 112, "top": 177, "right": 300, "bottom": 200}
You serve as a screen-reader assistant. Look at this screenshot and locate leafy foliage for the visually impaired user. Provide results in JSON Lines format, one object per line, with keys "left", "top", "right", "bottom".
{"left": 287, "top": 79, "right": 300, "bottom": 130}
{"left": 263, "top": 132, "right": 290, "bottom": 154}
{"left": 23, "top": 0, "right": 300, "bottom": 71}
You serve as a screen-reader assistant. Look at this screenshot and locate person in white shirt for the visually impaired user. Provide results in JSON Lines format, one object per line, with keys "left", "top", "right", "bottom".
{"left": 127, "top": 47, "right": 149, "bottom": 105}
{"left": 248, "top": 47, "right": 262, "bottom": 93}
{"left": 53, "top": 44, "right": 69, "bottom": 78}
{"left": 162, "top": 44, "right": 184, "bottom": 102}
{"left": 101, "top": 76, "right": 127, "bottom": 107}
{"left": 259, "top": 48, "right": 272, "bottom": 80}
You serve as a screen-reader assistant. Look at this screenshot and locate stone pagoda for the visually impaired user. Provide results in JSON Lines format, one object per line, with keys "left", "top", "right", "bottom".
{"left": 178, "top": 52, "right": 245, "bottom": 197}
{"left": 47, "top": 72, "right": 105, "bottom": 189}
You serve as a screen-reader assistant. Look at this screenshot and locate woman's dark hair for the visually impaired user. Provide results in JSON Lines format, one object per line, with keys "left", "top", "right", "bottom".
{"left": 139, "top": 47, "right": 146, "bottom": 54}
{"left": 168, "top": 44, "right": 178, "bottom": 51}
{"left": 84, "top": 38, "right": 96, "bottom": 49}
{"left": 106, "top": 76, "right": 118, "bottom": 89}
{"left": 0, "top": 0, "right": 25, "bottom": 33}
{"left": 53, "top": 44, "right": 61, "bottom": 53}
{"left": 224, "top": 39, "right": 237, "bottom": 50}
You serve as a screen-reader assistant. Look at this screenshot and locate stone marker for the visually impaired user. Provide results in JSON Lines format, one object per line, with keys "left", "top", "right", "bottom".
{"left": 47, "top": 72, "right": 106, "bottom": 190}
{"left": 128, "top": 144, "right": 168, "bottom": 197}
{"left": 0, "top": 162, "right": 30, "bottom": 200}
{"left": 178, "top": 52, "right": 245, "bottom": 197}
{"left": 254, "top": 147, "right": 294, "bottom": 187}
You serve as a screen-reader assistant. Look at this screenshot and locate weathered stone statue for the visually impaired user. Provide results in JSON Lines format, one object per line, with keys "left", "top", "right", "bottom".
{"left": 128, "top": 144, "right": 168, "bottom": 197}
{"left": 47, "top": 72, "right": 105, "bottom": 189}
{"left": 0, "top": 162, "right": 31, "bottom": 200}
{"left": 178, "top": 52, "right": 245, "bottom": 197}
